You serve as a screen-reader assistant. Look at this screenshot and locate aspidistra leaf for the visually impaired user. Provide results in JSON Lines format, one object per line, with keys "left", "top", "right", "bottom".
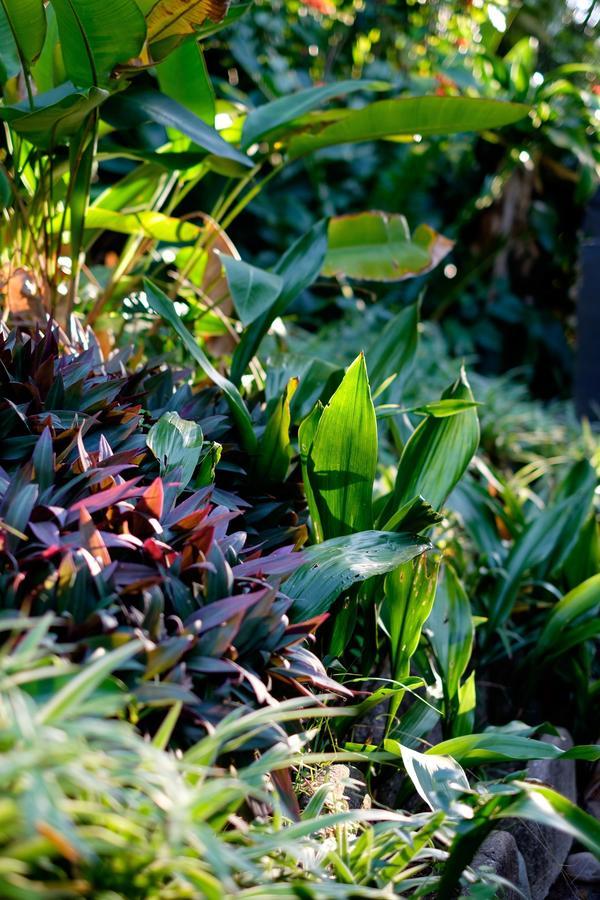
{"left": 307, "top": 353, "right": 377, "bottom": 539}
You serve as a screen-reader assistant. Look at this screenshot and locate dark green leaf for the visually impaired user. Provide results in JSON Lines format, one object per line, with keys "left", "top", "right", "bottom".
{"left": 285, "top": 530, "right": 431, "bottom": 621}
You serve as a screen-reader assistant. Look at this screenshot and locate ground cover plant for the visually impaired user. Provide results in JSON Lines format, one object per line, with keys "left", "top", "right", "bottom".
{"left": 0, "top": 1, "right": 599, "bottom": 897}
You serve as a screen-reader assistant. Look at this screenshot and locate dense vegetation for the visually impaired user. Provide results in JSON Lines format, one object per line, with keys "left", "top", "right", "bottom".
{"left": 0, "top": 0, "right": 598, "bottom": 897}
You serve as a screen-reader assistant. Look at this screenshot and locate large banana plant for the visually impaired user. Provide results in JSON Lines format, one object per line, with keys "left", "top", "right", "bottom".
{"left": 0, "top": 0, "right": 528, "bottom": 326}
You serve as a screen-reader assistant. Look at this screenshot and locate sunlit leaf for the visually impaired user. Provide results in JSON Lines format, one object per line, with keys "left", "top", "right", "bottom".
{"left": 324, "top": 212, "right": 453, "bottom": 282}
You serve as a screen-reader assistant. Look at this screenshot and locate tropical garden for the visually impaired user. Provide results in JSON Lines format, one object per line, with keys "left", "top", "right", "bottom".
{"left": 0, "top": 0, "right": 599, "bottom": 897}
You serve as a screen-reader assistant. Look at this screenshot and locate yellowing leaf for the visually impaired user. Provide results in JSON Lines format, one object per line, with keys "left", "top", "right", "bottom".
{"left": 147, "top": 0, "right": 229, "bottom": 45}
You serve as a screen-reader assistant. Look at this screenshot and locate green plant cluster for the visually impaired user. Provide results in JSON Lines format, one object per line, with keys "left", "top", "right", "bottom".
{"left": 0, "top": 1, "right": 599, "bottom": 897}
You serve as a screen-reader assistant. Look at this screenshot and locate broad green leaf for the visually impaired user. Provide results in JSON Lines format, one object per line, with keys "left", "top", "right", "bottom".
{"left": 393, "top": 742, "right": 471, "bottom": 817}
{"left": 143, "top": 279, "right": 257, "bottom": 454}
{"left": 366, "top": 301, "right": 419, "bottom": 394}
{"left": 254, "top": 378, "right": 297, "bottom": 484}
{"left": 147, "top": 411, "right": 204, "bottom": 492}
{"left": 0, "top": 82, "right": 107, "bottom": 147}
{"left": 104, "top": 90, "right": 252, "bottom": 167}
{"left": 410, "top": 399, "right": 482, "bottom": 418}
{"left": 231, "top": 220, "right": 328, "bottom": 385}
{"left": 241, "top": 79, "right": 385, "bottom": 149}
{"left": 287, "top": 96, "right": 529, "bottom": 159}
{"left": 0, "top": 8, "right": 19, "bottom": 82}
{"left": 424, "top": 564, "right": 474, "bottom": 709}
{"left": 528, "top": 573, "right": 600, "bottom": 664}
{"left": 487, "top": 460, "right": 597, "bottom": 634}
{"left": 84, "top": 205, "right": 202, "bottom": 242}
{"left": 31, "top": 4, "right": 61, "bottom": 91}
{"left": 428, "top": 732, "right": 600, "bottom": 766}
{"left": 37, "top": 640, "right": 140, "bottom": 725}
{"left": 306, "top": 354, "right": 377, "bottom": 539}
{"left": 52, "top": 0, "right": 146, "bottom": 87}
{"left": 323, "top": 212, "right": 453, "bottom": 282}
{"left": 299, "top": 401, "right": 324, "bottom": 543}
{"left": 221, "top": 256, "right": 283, "bottom": 327}
{"left": 157, "top": 40, "right": 215, "bottom": 125}
{"left": 285, "top": 530, "right": 431, "bottom": 621}
{"left": 382, "top": 495, "right": 442, "bottom": 534}
{"left": 0, "top": 0, "right": 46, "bottom": 81}
{"left": 382, "top": 554, "right": 439, "bottom": 725}
{"left": 500, "top": 782, "right": 600, "bottom": 858}
{"left": 384, "top": 368, "right": 480, "bottom": 519}
{"left": 439, "top": 781, "right": 600, "bottom": 898}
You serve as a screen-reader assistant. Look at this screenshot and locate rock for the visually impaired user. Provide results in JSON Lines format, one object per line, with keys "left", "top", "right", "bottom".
{"left": 471, "top": 830, "right": 532, "bottom": 899}
{"left": 565, "top": 853, "right": 600, "bottom": 884}
{"left": 504, "top": 728, "right": 577, "bottom": 900}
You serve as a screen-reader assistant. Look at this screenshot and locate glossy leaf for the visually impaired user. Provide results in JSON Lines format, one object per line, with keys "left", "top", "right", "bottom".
{"left": 299, "top": 402, "right": 324, "bottom": 543}
{"left": 143, "top": 279, "right": 257, "bottom": 454}
{"left": 394, "top": 742, "right": 471, "bottom": 817}
{"left": 285, "top": 530, "right": 431, "bottom": 621}
{"left": 527, "top": 572, "right": 600, "bottom": 665}
{"left": 156, "top": 39, "right": 215, "bottom": 124}
{"left": 254, "top": 378, "right": 297, "bottom": 484}
{"left": 104, "top": 90, "right": 252, "bottom": 167}
{"left": 428, "top": 733, "right": 600, "bottom": 765}
{"left": 147, "top": 412, "right": 204, "bottom": 492}
{"left": 382, "top": 553, "right": 439, "bottom": 725}
{"left": 221, "top": 255, "right": 283, "bottom": 327}
{"left": 306, "top": 354, "right": 377, "bottom": 539}
{"left": 52, "top": 0, "right": 146, "bottom": 87}
{"left": 424, "top": 564, "right": 474, "bottom": 711}
{"left": 241, "top": 79, "right": 384, "bottom": 149}
{"left": 0, "top": 82, "right": 108, "bottom": 147}
{"left": 384, "top": 368, "right": 480, "bottom": 518}
{"left": 366, "top": 301, "right": 419, "bottom": 394}
{"left": 84, "top": 205, "right": 202, "bottom": 242}
{"left": 287, "top": 96, "right": 529, "bottom": 159}
{"left": 487, "top": 460, "right": 597, "bottom": 634}
{"left": 323, "top": 212, "right": 453, "bottom": 282}
{"left": 231, "top": 220, "right": 328, "bottom": 384}
{"left": 0, "top": 0, "right": 46, "bottom": 80}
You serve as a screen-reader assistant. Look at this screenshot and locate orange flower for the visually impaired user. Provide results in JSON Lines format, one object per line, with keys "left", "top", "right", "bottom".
{"left": 300, "top": 0, "right": 335, "bottom": 14}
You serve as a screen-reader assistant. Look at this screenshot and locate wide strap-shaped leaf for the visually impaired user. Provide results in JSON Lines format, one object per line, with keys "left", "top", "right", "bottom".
{"left": 221, "top": 255, "right": 283, "bottom": 327}
{"left": 487, "top": 459, "right": 597, "bottom": 635}
{"left": 383, "top": 367, "right": 480, "bottom": 520}
{"left": 298, "top": 401, "right": 324, "bottom": 543}
{"left": 287, "top": 95, "right": 529, "bottom": 159}
{"left": 0, "top": 0, "right": 46, "bottom": 82}
{"left": 146, "top": 0, "right": 228, "bottom": 58}
{"left": 0, "top": 82, "right": 108, "bottom": 147}
{"left": 323, "top": 212, "right": 453, "bottom": 282}
{"left": 241, "top": 79, "right": 384, "bottom": 150}
{"left": 366, "top": 301, "right": 419, "bottom": 395}
{"left": 384, "top": 554, "right": 440, "bottom": 683}
{"left": 254, "top": 378, "right": 297, "bottom": 484}
{"left": 285, "top": 530, "right": 431, "bottom": 621}
{"left": 231, "top": 220, "right": 328, "bottom": 385}
{"left": 156, "top": 39, "right": 215, "bottom": 125}
{"left": 528, "top": 572, "right": 600, "bottom": 664}
{"left": 423, "top": 564, "right": 474, "bottom": 710}
{"left": 143, "top": 278, "right": 257, "bottom": 454}
{"left": 306, "top": 353, "right": 377, "bottom": 539}
{"left": 52, "top": 0, "right": 147, "bottom": 87}
{"left": 147, "top": 411, "right": 203, "bottom": 492}
{"left": 427, "top": 732, "right": 600, "bottom": 765}
{"left": 103, "top": 90, "right": 252, "bottom": 167}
